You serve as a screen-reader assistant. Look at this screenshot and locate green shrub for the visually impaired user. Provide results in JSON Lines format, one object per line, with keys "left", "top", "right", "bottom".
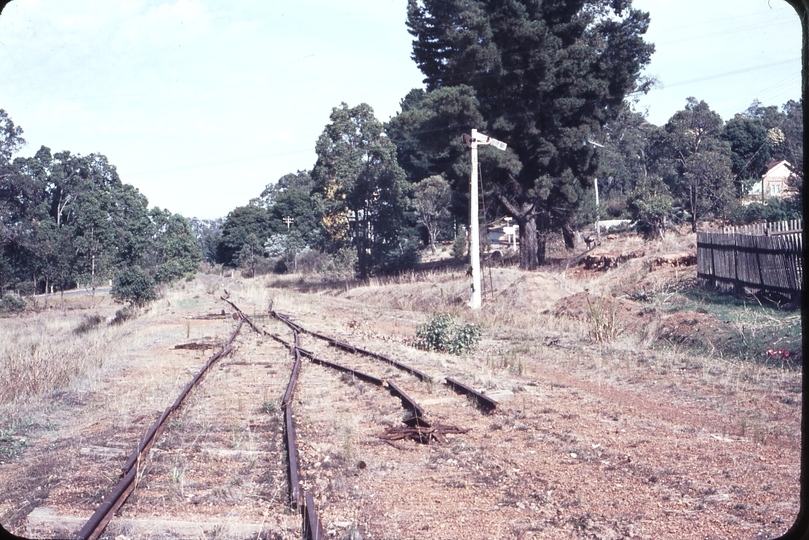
{"left": 155, "top": 260, "right": 184, "bottom": 284}
{"left": 14, "top": 281, "right": 35, "bottom": 297}
{"left": 111, "top": 267, "right": 157, "bottom": 307}
{"left": 451, "top": 226, "right": 468, "bottom": 261}
{"left": 377, "top": 239, "right": 421, "bottom": 275}
{"left": 0, "top": 294, "right": 26, "bottom": 313}
{"left": 414, "top": 313, "right": 481, "bottom": 355}
{"left": 261, "top": 400, "right": 278, "bottom": 414}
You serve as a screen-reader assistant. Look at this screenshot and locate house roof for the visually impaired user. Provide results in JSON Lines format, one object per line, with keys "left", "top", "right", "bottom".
{"left": 765, "top": 159, "right": 790, "bottom": 171}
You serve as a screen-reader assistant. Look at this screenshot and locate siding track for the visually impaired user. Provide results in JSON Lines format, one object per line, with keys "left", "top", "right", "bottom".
{"left": 57, "top": 299, "right": 485, "bottom": 540}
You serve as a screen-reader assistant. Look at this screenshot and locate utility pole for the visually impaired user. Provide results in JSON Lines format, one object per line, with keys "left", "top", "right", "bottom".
{"left": 594, "top": 177, "right": 601, "bottom": 246}
{"left": 587, "top": 139, "right": 604, "bottom": 246}
{"left": 466, "top": 129, "right": 507, "bottom": 310}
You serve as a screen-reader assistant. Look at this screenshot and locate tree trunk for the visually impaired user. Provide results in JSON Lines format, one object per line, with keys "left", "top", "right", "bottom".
{"left": 496, "top": 194, "right": 538, "bottom": 271}
{"left": 518, "top": 217, "right": 539, "bottom": 270}
{"left": 357, "top": 219, "right": 368, "bottom": 280}
{"left": 427, "top": 225, "right": 437, "bottom": 254}
{"left": 537, "top": 232, "right": 547, "bottom": 266}
{"left": 561, "top": 222, "right": 576, "bottom": 250}
{"left": 422, "top": 214, "right": 437, "bottom": 254}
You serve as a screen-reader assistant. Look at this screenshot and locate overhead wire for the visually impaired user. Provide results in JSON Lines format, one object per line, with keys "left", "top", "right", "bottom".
{"left": 662, "top": 58, "right": 799, "bottom": 89}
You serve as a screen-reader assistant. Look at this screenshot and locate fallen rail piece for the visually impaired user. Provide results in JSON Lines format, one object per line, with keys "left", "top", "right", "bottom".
{"left": 445, "top": 377, "right": 499, "bottom": 413}
{"left": 378, "top": 423, "right": 471, "bottom": 444}
{"left": 186, "top": 312, "right": 228, "bottom": 320}
{"left": 173, "top": 340, "right": 222, "bottom": 350}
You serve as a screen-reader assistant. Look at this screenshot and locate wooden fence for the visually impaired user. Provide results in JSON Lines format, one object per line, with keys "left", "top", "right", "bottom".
{"left": 696, "top": 219, "right": 803, "bottom": 296}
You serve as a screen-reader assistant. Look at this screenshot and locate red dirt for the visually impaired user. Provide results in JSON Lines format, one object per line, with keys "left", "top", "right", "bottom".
{"left": 0, "top": 255, "right": 800, "bottom": 540}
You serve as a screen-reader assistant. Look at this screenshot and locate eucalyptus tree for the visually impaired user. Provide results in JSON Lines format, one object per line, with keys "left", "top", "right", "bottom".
{"left": 413, "top": 175, "right": 453, "bottom": 253}
{"left": 312, "top": 103, "right": 412, "bottom": 279}
{"left": 188, "top": 217, "right": 224, "bottom": 264}
{"left": 653, "top": 98, "right": 734, "bottom": 232}
{"left": 217, "top": 205, "right": 273, "bottom": 267}
{"left": 404, "top": 0, "right": 654, "bottom": 268}
{"left": 722, "top": 115, "right": 770, "bottom": 196}
{"left": 148, "top": 208, "right": 202, "bottom": 283}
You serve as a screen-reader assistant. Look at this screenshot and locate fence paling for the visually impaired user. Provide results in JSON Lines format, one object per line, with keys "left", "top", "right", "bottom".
{"left": 696, "top": 220, "right": 802, "bottom": 296}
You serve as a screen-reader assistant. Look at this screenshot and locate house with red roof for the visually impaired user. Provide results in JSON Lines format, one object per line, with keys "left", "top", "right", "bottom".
{"left": 748, "top": 159, "right": 796, "bottom": 199}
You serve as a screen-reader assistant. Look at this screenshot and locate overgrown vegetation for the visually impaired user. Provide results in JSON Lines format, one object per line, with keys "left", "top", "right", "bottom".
{"left": 0, "top": 419, "right": 35, "bottom": 460}
{"left": 414, "top": 313, "right": 482, "bottom": 355}
{"left": 73, "top": 314, "right": 104, "bottom": 334}
{"left": 111, "top": 267, "right": 158, "bottom": 307}
{"left": 586, "top": 295, "right": 618, "bottom": 343}
{"left": 260, "top": 400, "right": 278, "bottom": 414}
{"left": 0, "top": 294, "right": 25, "bottom": 313}
{"left": 0, "top": 109, "right": 201, "bottom": 298}
{"left": 676, "top": 287, "right": 802, "bottom": 365}
{"left": 110, "top": 306, "right": 135, "bottom": 326}
{"left": 0, "top": 309, "right": 121, "bottom": 406}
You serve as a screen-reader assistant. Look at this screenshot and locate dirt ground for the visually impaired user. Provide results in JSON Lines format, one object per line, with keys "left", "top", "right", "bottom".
{"left": 0, "top": 236, "right": 802, "bottom": 540}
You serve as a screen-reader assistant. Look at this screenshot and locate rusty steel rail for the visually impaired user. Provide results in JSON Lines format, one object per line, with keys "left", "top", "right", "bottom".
{"left": 283, "top": 345, "right": 303, "bottom": 407}
{"left": 302, "top": 493, "right": 324, "bottom": 540}
{"left": 271, "top": 310, "right": 431, "bottom": 382}
{"left": 385, "top": 380, "right": 426, "bottom": 420}
{"left": 445, "top": 377, "right": 499, "bottom": 413}
{"left": 282, "top": 338, "right": 427, "bottom": 421}
{"left": 76, "top": 317, "right": 244, "bottom": 540}
{"left": 283, "top": 345, "right": 304, "bottom": 508}
{"left": 305, "top": 353, "right": 385, "bottom": 387}
{"left": 220, "top": 300, "right": 315, "bottom": 515}
{"left": 350, "top": 344, "right": 431, "bottom": 383}
{"left": 222, "top": 297, "right": 264, "bottom": 334}
{"left": 120, "top": 343, "right": 238, "bottom": 475}
{"left": 284, "top": 402, "right": 304, "bottom": 509}
{"left": 269, "top": 309, "right": 314, "bottom": 508}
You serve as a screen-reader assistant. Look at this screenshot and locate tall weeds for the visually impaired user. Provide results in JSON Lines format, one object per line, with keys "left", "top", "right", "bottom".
{"left": 0, "top": 313, "right": 122, "bottom": 405}
{"left": 585, "top": 294, "right": 618, "bottom": 343}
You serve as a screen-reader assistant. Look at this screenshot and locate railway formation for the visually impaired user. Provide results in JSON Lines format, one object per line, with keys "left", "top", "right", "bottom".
{"left": 35, "top": 297, "right": 498, "bottom": 540}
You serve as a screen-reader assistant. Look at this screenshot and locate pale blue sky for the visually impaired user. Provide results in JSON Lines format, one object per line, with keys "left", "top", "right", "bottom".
{"left": 0, "top": 0, "right": 802, "bottom": 219}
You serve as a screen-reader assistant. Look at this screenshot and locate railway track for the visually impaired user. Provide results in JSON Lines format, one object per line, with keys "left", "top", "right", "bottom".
{"left": 31, "top": 298, "right": 496, "bottom": 540}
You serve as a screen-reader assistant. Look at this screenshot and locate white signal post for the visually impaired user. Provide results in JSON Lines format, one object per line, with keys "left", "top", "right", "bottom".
{"left": 468, "top": 128, "right": 507, "bottom": 310}
{"left": 587, "top": 139, "right": 604, "bottom": 246}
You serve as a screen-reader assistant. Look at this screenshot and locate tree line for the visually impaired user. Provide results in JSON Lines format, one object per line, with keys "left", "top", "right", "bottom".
{"left": 601, "top": 98, "right": 802, "bottom": 240}
{"left": 200, "top": 0, "right": 801, "bottom": 276}
{"left": 0, "top": 110, "right": 201, "bottom": 300}
{"left": 2, "top": 0, "right": 803, "bottom": 291}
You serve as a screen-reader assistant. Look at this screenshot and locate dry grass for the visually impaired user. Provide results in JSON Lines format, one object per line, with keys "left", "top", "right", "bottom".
{"left": 0, "top": 309, "right": 125, "bottom": 407}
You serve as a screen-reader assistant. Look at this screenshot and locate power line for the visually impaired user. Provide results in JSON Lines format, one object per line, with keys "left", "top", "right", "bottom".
{"left": 663, "top": 58, "right": 799, "bottom": 89}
